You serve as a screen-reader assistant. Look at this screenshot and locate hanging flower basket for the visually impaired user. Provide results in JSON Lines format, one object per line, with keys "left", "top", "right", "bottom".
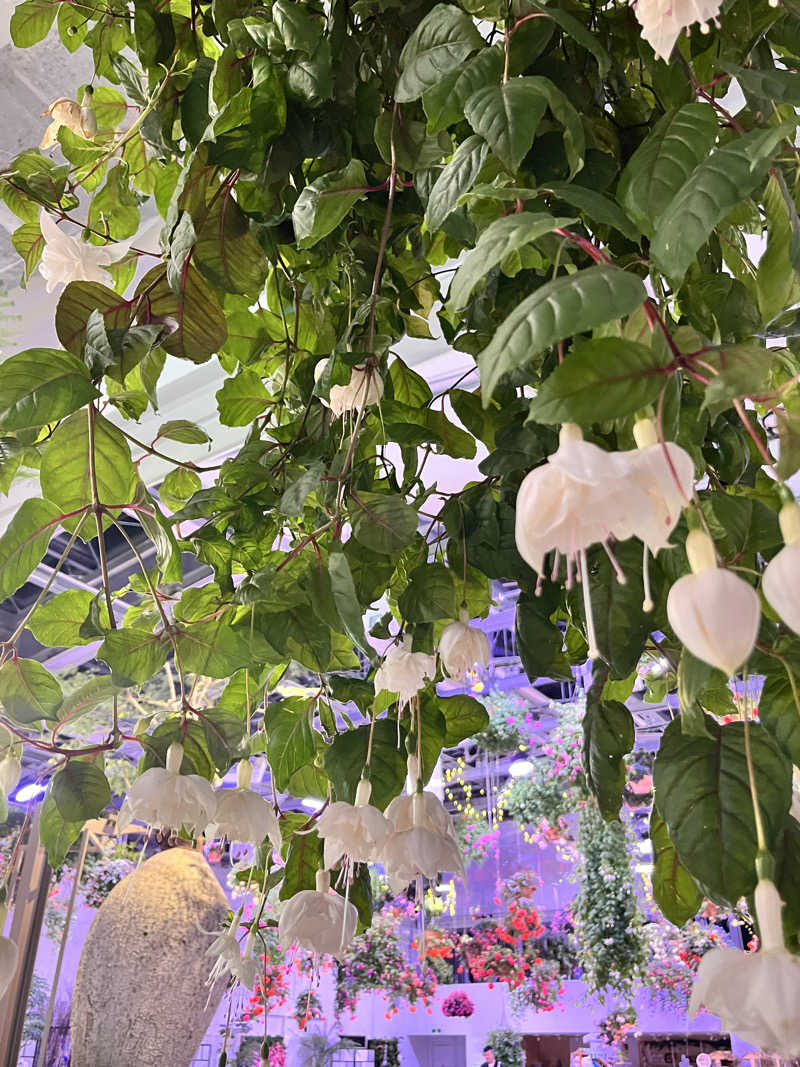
{"left": 441, "top": 991, "right": 475, "bottom": 1018}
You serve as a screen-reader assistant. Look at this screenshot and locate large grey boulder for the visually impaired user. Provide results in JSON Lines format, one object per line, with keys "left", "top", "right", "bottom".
{"left": 71, "top": 846, "right": 229, "bottom": 1067}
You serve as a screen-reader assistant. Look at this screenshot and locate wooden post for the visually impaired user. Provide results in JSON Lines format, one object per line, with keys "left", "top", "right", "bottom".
{"left": 0, "top": 809, "right": 51, "bottom": 1067}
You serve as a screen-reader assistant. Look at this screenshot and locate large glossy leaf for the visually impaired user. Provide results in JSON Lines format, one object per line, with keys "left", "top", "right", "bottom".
{"left": 55, "top": 281, "right": 135, "bottom": 356}
{"left": 650, "top": 810, "right": 703, "bottom": 927}
{"left": 133, "top": 265, "right": 227, "bottom": 364}
{"left": 676, "top": 649, "right": 717, "bottom": 739}
{"left": 721, "top": 62, "right": 800, "bottom": 105}
{"left": 425, "top": 136, "right": 489, "bottom": 232}
{"left": 529, "top": 0, "right": 610, "bottom": 75}
{"left": 216, "top": 370, "right": 271, "bottom": 426}
{"left": 464, "top": 81, "right": 548, "bottom": 174}
{"left": 39, "top": 412, "right": 138, "bottom": 536}
{"left": 757, "top": 173, "right": 800, "bottom": 321}
{"left": 395, "top": 4, "right": 483, "bottom": 102}
{"left": 325, "top": 719, "right": 408, "bottom": 810}
{"left": 447, "top": 212, "right": 576, "bottom": 310}
{"left": 541, "top": 183, "right": 640, "bottom": 242}
{"left": 349, "top": 492, "right": 419, "bottom": 555}
{"left": 173, "top": 618, "right": 253, "bottom": 677}
{"left": 515, "top": 590, "right": 572, "bottom": 681}
{"left": 760, "top": 665, "right": 800, "bottom": 767}
{"left": 528, "top": 337, "right": 672, "bottom": 424}
{"left": 478, "top": 264, "right": 646, "bottom": 400}
{"left": 0, "top": 348, "right": 98, "bottom": 431}
{"left": 328, "top": 551, "right": 372, "bottom": 659}
{"left": 654, "top": 717, "right": 792, "bottom": 902}
{"left": 582, "top": 696, "right": 634, "bottom": 820}
{"left": 0, "top": 498, "right": 62, "bottom": 600}
{"left": 438, "top": 693, "right": 489, "bottom": 746}
{"left": 398, "top": 561, "right": 458, "bottom": 623}
{"left": 28, "top": 589, "right": 110, "bottom": 647}
{"left": 98, "top": 627, "right": 171, "bottom": 685}
{"left": 39, "top": 791, "right": 83, "bottom": 869}
{"left": 265, "top": 699, "right": 316, "bottom": 792}
{"left": 651, "top": 124, "right": 793, "bottom": 283}
{"left": 422, "top": 47, "right": 504, "bottom": 133}
{"left": 292, "top": 160, "right": 367, "bottom": 249}
{"left": 51, "top": 761, "right": 111, "bottom": 823}
{"left": 194, "top": 194, "right": 268, "bottom": 296}
{"left": 10, "top": 0, "right": 57, "bottom": 46}
{"left": 617, "top": 104, "right": 718, "bottom": 236}
{"left": 279, "top": 829, "right": 323, "bottom": 898}
{"left": 0, "top": 658, "right": 62, "bottom": 724}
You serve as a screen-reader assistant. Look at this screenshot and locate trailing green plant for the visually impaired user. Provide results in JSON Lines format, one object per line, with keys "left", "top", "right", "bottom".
{"left": 485, "top": 1029, "right": 523, "bottom": 1067}
{"left": 0, "top": 0, "right": 800, "bottom": 961}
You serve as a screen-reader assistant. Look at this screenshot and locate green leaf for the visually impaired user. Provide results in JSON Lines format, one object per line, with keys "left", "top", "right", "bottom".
{"left": 272, "top": 0, "right": 322, "bottom": 53}
{"left": 540, "top": 183, "right": 640, "bottom": 242}
{"left": 157, "top": 420, "right": 211, "bottom": 445}
{"left": 757, "top": 173, "right": 800, "bottom": 321}
{"left": 51, "top": 761, "right": 111, "bottom": 823}
{"left": 582, "top": 697, "right": 634, "bottom": 820}
{"left": 279, "top": 829, "right": 323, "bottom": 898}
{"left": 98, "top": 627, "right": 170, "bottom": 685}
{"left": 27, "top": 589, "right": 110, "bottom": 647}
{"left": 287, "top": 40, "right": 333, "bottom": 107}
{"left": 11, "top": 221, "right": 44, "bottom": 283}
{"left": 325, "top": 719, "right": 408, "bottom": 810}
{"left": 422, "top": 47, "right": 504, "bottom": 134}
{"left": 676, "top": 650, "right": 716, "bottom": 738}
{"left": 216, "top": 370, "right": 271, "bottom": 426}
{"left": 349, "top": 492, "right": 419, "bottom": 555}
{"left": 448, "top": 212, "right": 576, "bottom": 310}
{"left": 173, "top": 618, "right": 253, "bottom": 677}
{"left": 478, "top": 264, "right": 646, "bottom": 401}
{"left": 617, "top": 104, "right": 719, "bottom": 237}
{"left": 10, "top": 0, "right": 57, "bottom": 46}
{"left": 278, "top": 463, "right": 324, "bottom": 517}
{"left": 568, "top": 540, "right": 655, "bottom": 679}
{"left": 720, "top": 62, "right": 800, "bottom": 106}
{"left": 760, "top": 666, "right": 800, "bottom": 767}
{"left": 194, "top": 194, "right": 268, "bottom": 297}
{"left": 529, "top": 1, "right": 610, "bottom": 76}
{"left": 438, "top": 693, "right": 489, "bottom": 746}
{"left": 55, "top": 281, "right": 134, "bottom": 357}
{"left": 0, "top": 658, "right": 62, "bottom": 724}
{"left": 39, "top": 412, "right": 138, "bottom": 536}
{"left": 515, "top": 590, "right": 572, "bottom": 682}
{"left": 0, "top": 348, "right": 99, "bottom": 431}
{"left": 651, "top": 124, "right": 794, "bottom": 283}
{"left": 55, "top": 675, "right": 121, "bottom": 732}
{"left": 133, "top": 265, "right": 227, "bottom": 364}
{"left": 39, "top": 791, "right": 83, "bottom": 869}
{"left": 159, "top": 467, "right": 203, "bottom": 512}
{"left": 513, "top": 76, "right": 585, "bottom": 178}
{"left": 464, "top": 82, "right": 548, "bottom": 174}
{"left": 398, "top": 562, "right": 458, "bottom": 623}
{"left": 380, "top": 400, "right": 476, "bottom": 459}
{"left": 528, "top": 337, "right": 672, "bottom": 425}
{"left": 389, "top": 357, "right": 433, "bottom": 407}
{"left": 265, "top": 699, "right": 316, "bottom": 792}
{"left": 0, "top": 499, "right": 62, "bottom": 600}
{"left": 293, "top": 160, "right": 367, "bottom": 250}
{"left": 654, "top": 717, "right": 792, "bottom": 902}
{"left": 395, "top": 4, "right": 483, "bottom": 103}
{"left": 328, "top": 551, "right": 372, "bottom": 659}
{"left": 650, "top": 810, "right": 703, "bottom": 927}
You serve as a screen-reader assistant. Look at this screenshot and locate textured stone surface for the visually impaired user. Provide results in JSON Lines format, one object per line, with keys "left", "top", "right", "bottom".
{"left": 71, "top": 847, "right": 229, "bottom": 1067}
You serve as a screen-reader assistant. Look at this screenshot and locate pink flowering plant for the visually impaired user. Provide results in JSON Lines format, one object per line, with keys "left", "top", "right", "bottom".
{"left": 441, "top": 991, "right": 475, "bottom": 1017}
{"left": 597, "top": 1006, "right": 637, "bottom": 1047}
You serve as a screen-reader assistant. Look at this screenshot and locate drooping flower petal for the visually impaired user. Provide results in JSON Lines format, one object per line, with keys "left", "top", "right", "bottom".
{"left": 38, "top": 210, "right": 120, "bottom": 293}
{"left": 632, "top": 0, "right": 723, "bottom": 62}
{"left": 381, "top": 790, "right": 465, "bottom": 892}
{"left": 374, "top": 635, "right": 436, "bottom": 709}
{"left": 40, "top": 89, "right": 97, "bottom": 150}
{"left": 277, "top": 871, "right": 358, "bottom": 958}
{"left": 0, "top": 757, "right": 22, "bottom": 797}
{"left": 316, "top": 780, "right": 391, "bottom": 868}
{"left": 438, "top": 611, "right": 491, "bottom": 680}
{"left": 763, "top": 502, "right": 800, "bottom": 636}
{"left": 666, "top": 530, "right": 760, "bottom": 676}
{"left": 210, "top": 760, "right": 281, "bottom": 849}
{"left": 622, "top": 419, "right": 695, "bottom": 552}
{"left": 120, "top": 742, "right": 216, "bottom": 836}
{"left": 314, "top": 360, "right": 384, "bottom": 417}
{"left": 689, "top": 880, "right": 800, "bottom": 1057}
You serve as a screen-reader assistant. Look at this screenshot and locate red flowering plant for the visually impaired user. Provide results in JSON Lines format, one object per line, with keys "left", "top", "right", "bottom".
{"left": 643, "top": 919, "right": 724, "bottom": 1012}
{"left": 597, "top": 1006, "right": 637, "bottom": 1047}
{"left": 441, "top": 991, "right": 475, "bottom": 1018}
{"left": 242, "top": 927, "right": 290, "bottom": 1025}
{"left": 294, "top": 991, "right": 324, "bottom": 1030}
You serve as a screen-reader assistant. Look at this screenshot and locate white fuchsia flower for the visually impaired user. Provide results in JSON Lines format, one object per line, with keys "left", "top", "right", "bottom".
{"left": 0, "top": 758, "right": 21, "bottom": 798}
{"left": 40, "top": 89, "right": 98, "bottom": 150}
{"left": 314, "top": 360, "right": 384, "bottom": 417}
{"left": 38, "top": 210, "right": 120, "bottom": 293}
{"left": 374, "top": 634, "right": 436, "bottom": 711}
{"left": 689, "top": 879, "right": 800, "bottom": 1057}
{"left": 632, "top": 0, "right": 723, "bottom": 62}
{"left": 211, "top": 760, "right": 281, "bottom": 850}
{"left": 316, "top": 779, "right": 391, "bottom": 869}
{"left": 0, "top": 902, "right": 18, "bottom": 1001}
{"left": 666, "top": 528, "right": 760, "bottom": 676}
{"left": 381, "top": 789, "right": 465, "bottom": 894}
{"left": 625, "top": 417, "right": 695, "bottom": 554}
{"left": 277, "top": 870, "right": 358, "bottom": 959}
{"left": 438, "top": 610, "right": 491, "bottom": 680}
{"left": 117, "top": 742, "right": 216, "bottom": 836}
{"left": 763, "top": 501, "right": 800, "bottom": 636}
{"left": 206, "top": 912, "right": 260, "bottom": 991}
